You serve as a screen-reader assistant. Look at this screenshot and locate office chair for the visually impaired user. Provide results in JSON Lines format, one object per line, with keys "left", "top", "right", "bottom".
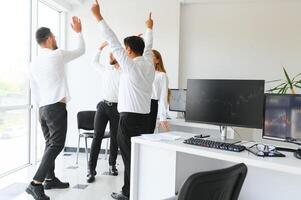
{"left": 76, "top": 111, "right": 110, "bottom": 169}
{"left": 165, "top": 163, "right": 247, "bottom": 200}
{"left": 179, "top": 163, "right": 247, "bottom": 200}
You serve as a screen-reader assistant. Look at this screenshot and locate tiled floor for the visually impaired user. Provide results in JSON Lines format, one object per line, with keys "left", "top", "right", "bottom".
{"left": 0, "top": 153, "right": 124, "bottom": 200}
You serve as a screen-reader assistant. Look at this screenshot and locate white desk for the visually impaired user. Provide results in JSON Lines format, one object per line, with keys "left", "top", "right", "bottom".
{"left": 130, "top": 131, "right": 301, "bottom": 200}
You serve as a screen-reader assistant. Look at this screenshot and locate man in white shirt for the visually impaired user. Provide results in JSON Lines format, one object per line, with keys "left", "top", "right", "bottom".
{"left": 87, "top": 42, "right": 120, "bottom": 183}
{"left": 26, "top": 17, "right": 85, "bottom": 200}
{"left": 91, "top": 1, "right": 155, "bottom": 199}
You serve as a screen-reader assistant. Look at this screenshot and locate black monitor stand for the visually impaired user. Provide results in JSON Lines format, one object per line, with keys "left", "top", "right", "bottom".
{"left": 294, "top": 147, "right": 301, "bottom": 159}
{"left": 176, "top": 112, "right": 185, "bottom": 119}
{"left": 210, "top": 126, "right": 241, "bottom": 144}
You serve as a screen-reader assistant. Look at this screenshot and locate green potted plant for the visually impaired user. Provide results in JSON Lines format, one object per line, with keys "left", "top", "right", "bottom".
{"left": 267, "top": 67, "right": 301, "bottom": 94}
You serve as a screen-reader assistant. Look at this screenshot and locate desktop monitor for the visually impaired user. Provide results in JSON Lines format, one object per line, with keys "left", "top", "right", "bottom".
{"left": 186, "top": 79, "right": 265, "bottom": 129}
{"left": 263, "top": 94, "right": 301, "bottom": 144}
{"left": 169, "top": 89, "right": 186, "bottom": 112}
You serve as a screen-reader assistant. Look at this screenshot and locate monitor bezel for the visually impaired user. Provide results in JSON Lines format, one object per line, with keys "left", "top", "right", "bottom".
{"left": 169, "top": 88, "right": 187, "bottom": 112}
{"left": 263, "top": 93, "right": 301, "bottom": 143}
{"left": 185, "top": 79, "right": 265, "bottom": 129}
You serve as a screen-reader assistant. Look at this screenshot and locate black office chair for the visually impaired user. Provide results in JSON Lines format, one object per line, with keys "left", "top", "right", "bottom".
{"left": 176, "top": 163, "right": 248, "bottom": 200}
{"left": 75, "top": 111, "right": 110, "bottom": 169}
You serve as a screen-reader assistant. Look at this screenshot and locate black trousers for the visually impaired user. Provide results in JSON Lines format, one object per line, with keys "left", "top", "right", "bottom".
{"left": 33, "top": 102, "right": 67, "bottom": 182}
{"left": 89, "top": 101, "right": 120, "bottom": 172}
{"left": 117, "top": 112, "right": 150, "bottom": 197}
{"left": 149, "top": 99, "right": 159, "bottom": 133}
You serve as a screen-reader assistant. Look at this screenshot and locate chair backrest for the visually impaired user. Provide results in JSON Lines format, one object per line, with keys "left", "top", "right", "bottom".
{"left": 77, "top": 111, "right": 96, "bottom": 130}
{"left": 178, "top": 163, "right": 248, "bottom": 200}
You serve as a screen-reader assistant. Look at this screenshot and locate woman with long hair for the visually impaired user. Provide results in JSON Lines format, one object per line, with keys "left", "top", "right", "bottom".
{"left": 149, "top": 49, "right": 170, "bottom": 132}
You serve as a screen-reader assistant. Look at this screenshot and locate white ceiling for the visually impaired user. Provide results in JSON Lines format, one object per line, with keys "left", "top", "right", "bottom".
{"left": 64, "top": 0, "right": 86, "bottom": 6}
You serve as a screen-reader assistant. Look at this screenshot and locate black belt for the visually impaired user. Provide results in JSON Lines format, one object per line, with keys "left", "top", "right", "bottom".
{"left": 102, "top": 100, "right": 117, "bottom": 106}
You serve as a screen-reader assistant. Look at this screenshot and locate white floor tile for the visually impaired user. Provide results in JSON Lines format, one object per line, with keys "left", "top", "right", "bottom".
{"left": 0, "top": 153, "right": 124, "bottom": 200}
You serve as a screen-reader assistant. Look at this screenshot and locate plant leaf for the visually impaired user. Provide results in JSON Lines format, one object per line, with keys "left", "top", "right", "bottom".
{"left": 283, "top": 87, "right": 289, "bottom": 94}
{"left": 279, "top": 83, "right": 288, "bottom": 94}
{"left": 283, "top": 68, "right": 294, "bottom": 88}
{"left": 268, "top": 82, "right": 286, "bottom": 92}
{"left": 283, "top": 67, "right": 293, "bottom": 89}
{"left": 294, "top": 84, "right": 301, "bottom": 89}
{"left": 292, "top": 72, "right": 301, "bottom": 81}
{"left": 267, "top": 88, "right": 280, "bottom": 93}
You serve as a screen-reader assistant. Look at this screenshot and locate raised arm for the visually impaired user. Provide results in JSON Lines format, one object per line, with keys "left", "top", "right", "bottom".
{"left": 91, "top": 0, "right": 133, "bottom": 72}
{"left": 61, "top": 16, "right": 86, "bottom": 64}
{"left": 143, "top": 13, "right": 154, "bottom": 61}
{"left": 92, "top": 41, "right": 108, "bottom": 73}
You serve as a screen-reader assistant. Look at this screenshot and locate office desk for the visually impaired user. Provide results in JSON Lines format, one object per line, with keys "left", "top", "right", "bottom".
{"left": 130, "top": 131, "right": 301, "bottom": 200}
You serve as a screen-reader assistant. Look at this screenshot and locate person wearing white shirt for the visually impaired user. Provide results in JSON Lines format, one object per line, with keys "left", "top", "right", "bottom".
{"left": 150, "top": 49, "right": 170, "bottom": 133}
{"left": 87, "top": 42, "right": 120, "bottom": 183}
{"left": 91, "top": 1, "right": 155, "bottom": 199}
{"left": 26, "top": 17, "right": 85, "bottom": 200}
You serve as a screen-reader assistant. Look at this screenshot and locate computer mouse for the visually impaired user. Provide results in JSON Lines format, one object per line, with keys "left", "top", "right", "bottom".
{"left": 294, "top": 149, "right": 301, "bottom": 160}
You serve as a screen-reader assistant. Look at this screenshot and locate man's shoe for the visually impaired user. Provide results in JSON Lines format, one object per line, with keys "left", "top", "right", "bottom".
{"left": 111, "top": 192, "right": 129, "bottom": 200}
{"left": 109, "top": 165, "right": 118, "bottom": 176}
{"left": 43, "top": 177, "right": 69, "bottom": 190}
{"left": 26, "top": 182, "right": 50, "bottom": 200}
{"left": 87, "top": 170, "right": 97, "bottom": 183}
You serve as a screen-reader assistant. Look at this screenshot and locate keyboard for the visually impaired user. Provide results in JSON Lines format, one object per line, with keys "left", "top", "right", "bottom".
{"left": 183, "top": 137, "right": 246, "bottom": 152}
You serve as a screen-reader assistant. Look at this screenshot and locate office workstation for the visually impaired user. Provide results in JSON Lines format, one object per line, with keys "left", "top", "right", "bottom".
{"left": 131, "top": 79, "right": 301, "bottom": 200}
{"left": 1, "top": 0, "right": 301, "bottom": 200}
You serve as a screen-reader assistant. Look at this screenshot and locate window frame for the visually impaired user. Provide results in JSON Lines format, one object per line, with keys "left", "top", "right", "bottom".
{"left": 0, "top": 0, "right": 67, "bottom": 177}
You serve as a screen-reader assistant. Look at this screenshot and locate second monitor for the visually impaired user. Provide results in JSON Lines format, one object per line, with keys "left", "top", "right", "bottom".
{"left": 169, "top": 89, "right": 187, "bottom": 113}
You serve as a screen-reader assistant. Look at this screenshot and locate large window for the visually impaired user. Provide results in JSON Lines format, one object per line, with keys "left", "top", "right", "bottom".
{"left": 0, "top": 0, "right": 31, "bottom": 176}
{"left": 36, "top": 1, "right": 62, "bottom": 160}
{"left": 0, "top": 0, "right": 64, "bottom": 176}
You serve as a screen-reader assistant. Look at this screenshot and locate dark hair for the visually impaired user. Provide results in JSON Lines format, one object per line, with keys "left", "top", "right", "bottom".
{"left": 36, "top": 27, "right": 51, "bottom": 45}
{"left": 123, "top": 36, "right": 145, "bottom": 56}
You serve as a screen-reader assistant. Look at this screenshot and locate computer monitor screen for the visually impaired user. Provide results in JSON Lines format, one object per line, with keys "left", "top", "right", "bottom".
{"left": 169, "top": 89, "right": 186, "bottom": 112}
{"left": 263, "top": 94, "right": 301, "bottom": 142}
{"left": 186, "top": 79, "right": 265, "bottom": 129}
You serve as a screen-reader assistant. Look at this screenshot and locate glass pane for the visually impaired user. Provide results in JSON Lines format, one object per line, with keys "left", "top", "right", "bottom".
{"left": 36, "top": 2, "right": 61, "bottom": 160}
{"left": 0, "top": 0, "right": 30, "bottom": 107}
{"left": 38, "top": 1, "right": 61, "bottom": 52}
{"left": 0, "top": 109, "right": 29, "bottom": 175}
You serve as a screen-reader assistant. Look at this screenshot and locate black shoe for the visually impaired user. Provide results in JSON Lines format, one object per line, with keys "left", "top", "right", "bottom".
{"left": 26, "top": 182, "right": 50, "bottom": 200}
{"left": 111, "top": 192, "right": 129, "bottom": 200}
{"left": 43, "top": 177, "right": 69, "bottom": 190}
{"left": 109, "top": 165, "right": 118, "bottom": 176}
{"left": 87, "top": 170, "right": 97, "bottom": 183}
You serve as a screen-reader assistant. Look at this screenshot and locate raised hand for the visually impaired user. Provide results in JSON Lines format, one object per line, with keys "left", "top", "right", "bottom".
{"left": 71, "top": 16, "right": 82, "bottom": 33}
{"left": 91, "top": 0, "right": 103, "bottom": 22}
{"left": 99, "top": 41, "right": 108, "bottom": 51}
{"left": 145, "top": 12, "right": 153, "bottom": 29}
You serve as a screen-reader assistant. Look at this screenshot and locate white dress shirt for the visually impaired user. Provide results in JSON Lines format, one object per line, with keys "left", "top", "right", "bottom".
{"left": 151, "top": 71, "right": 169, "bottom": 121}
{"left": 29, "top": 33, "right": 85, "bottom": 107}
{"left": 98, "top": 20, "right": 155, "bottom": 114}
{"left": 92, "top": 50, "right": 120, "bottom": 103}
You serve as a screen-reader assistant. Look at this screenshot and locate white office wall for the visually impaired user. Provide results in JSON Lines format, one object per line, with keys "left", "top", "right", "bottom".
{"left": 65, "top": 0, "right": 180, "bottom": 147}
{"left": 179, "top": 0, "right": 301, "bottom": 89}
{"left": 179, "top": 0, "right": 301, "bottom": 140}
{"left": 64, "top": 0, "right": 301, "bottom": 148}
